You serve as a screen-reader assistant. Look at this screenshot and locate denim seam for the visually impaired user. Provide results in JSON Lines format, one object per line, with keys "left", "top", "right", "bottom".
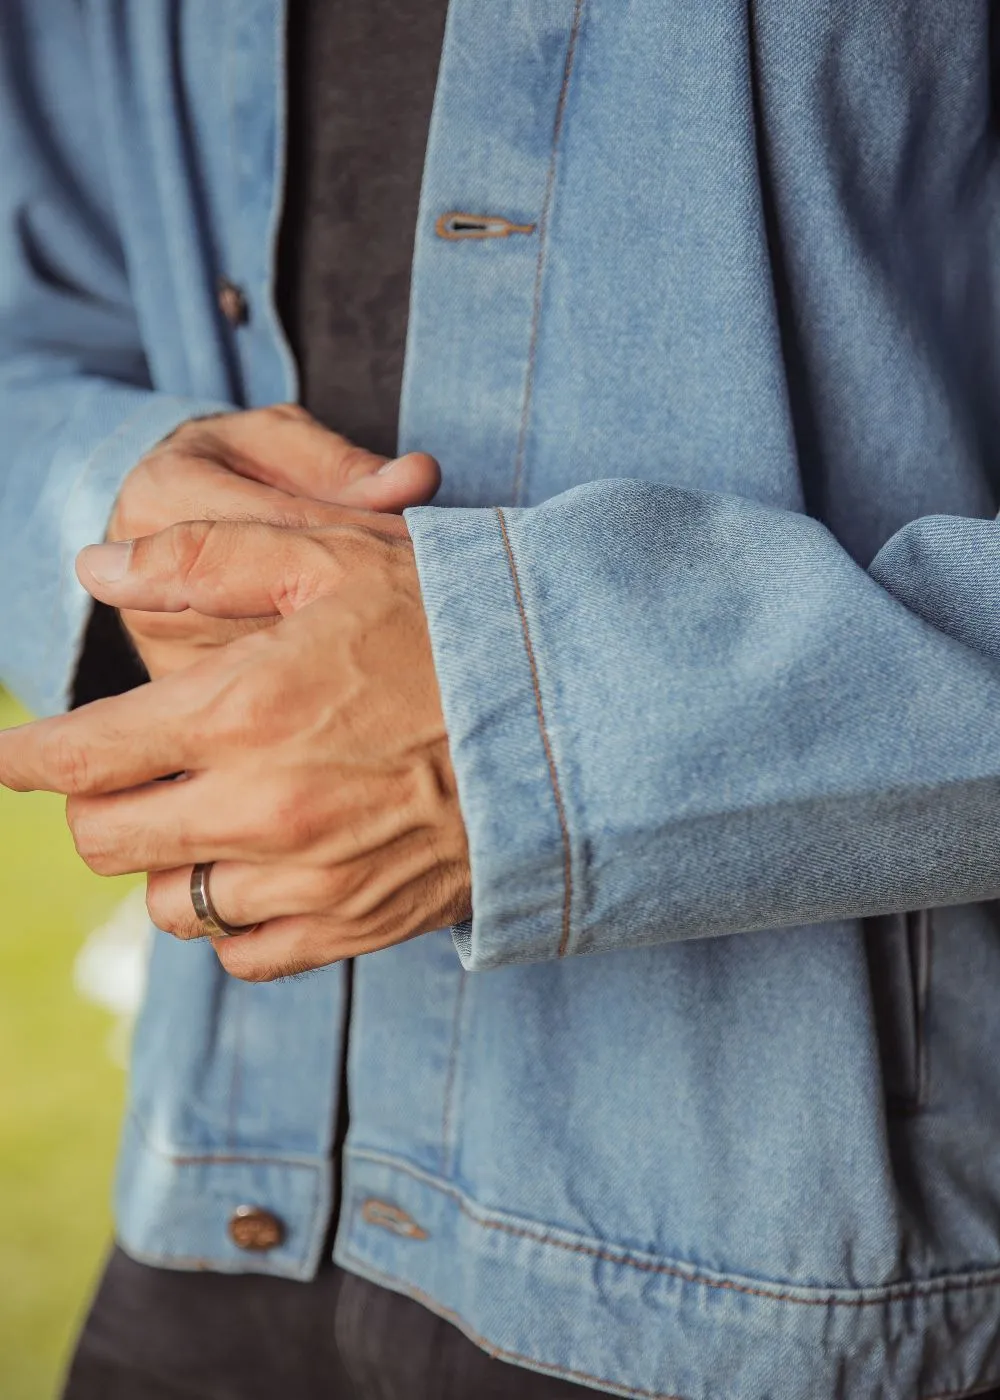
{"left": 510, "top": 0, "right": 585, "bottom": 505}
{"left": 121, "top": 1123, "right": 326, "bottom": 1274}
{"left": 340, "top": 1248, "right": 688, "bottom": 1400}
{"left": 887, "top": 910, "right": 934, "bottom": 1117}
{"left": 440, "top": 968, "right": 468, "bottom": 1175}
{"left": 226, "top": 981, "right": 245, "bottom": 1151}
{"left": 338, "top": 1250, "right": 1000, "bottom": 1400}
{"left": 117, "top": 1149, "right": 323, "bottom": 1271}
{"left": 261, "top": 0, "right": 301, "bottom": 402}
{"left": 348, "top": 1147, "right": 1000, "bottom": 1307}
{"left": 916, "top": 909, "right": 933, "bottom": 1110}
{"left": 126, "top": 1107, "right": 323, "bottom": 1169}
{"left": 220, "top": 0, "right": 243, "bottom": 397}
{"left": 114, "top": 1235, "right": 316, "bottom": 1277}
{"left": 496, "top": 506, "right": 573, "bottom": 957}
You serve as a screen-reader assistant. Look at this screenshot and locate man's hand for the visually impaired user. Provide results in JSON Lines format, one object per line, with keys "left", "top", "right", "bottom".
{"left": 109, "top": 404, "right": 439, "bottom": 677}
{"left": 0, "top": 516, "right": 471, "bottom": 981}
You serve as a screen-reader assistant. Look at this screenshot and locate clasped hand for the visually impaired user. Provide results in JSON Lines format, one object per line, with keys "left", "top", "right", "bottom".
{"left": 0, "top": 413, "right": 472, "bottom": 981}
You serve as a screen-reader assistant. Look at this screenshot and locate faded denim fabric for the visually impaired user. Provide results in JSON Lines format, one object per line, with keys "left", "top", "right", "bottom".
{"left": 3, "top": 2, "right": 1000, "bottom": 1397}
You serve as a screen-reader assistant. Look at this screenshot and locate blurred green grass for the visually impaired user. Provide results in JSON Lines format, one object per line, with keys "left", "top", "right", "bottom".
{"left": 0, "top": 690, "right": 138, "bottom": 1400}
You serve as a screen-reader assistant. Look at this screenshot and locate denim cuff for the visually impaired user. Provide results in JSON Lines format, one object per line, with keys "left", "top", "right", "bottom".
{"left": 405, "top": 504, "right": 572, "bottom": 970}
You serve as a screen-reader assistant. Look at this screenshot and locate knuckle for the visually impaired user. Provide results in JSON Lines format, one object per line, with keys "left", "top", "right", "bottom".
{"left": 165, "top": 414, "right": 228, "bottom": 453}
{"left": 147, "top": 875, "right": 210, "bottom": 941}
{"left": 211, "top": 879, "right": 252, "bottom": 930}
{"left": 168, "top": 518, "right": 217, "bottom": 583}
{"left": 317, "top": 864, "right": 368, "bottom": 915}
{"left": 144, "top": 876, "right": 174, "bottom": 931}
{"left": 310, "top": 865, "right": 350, "bottom": 911}
{"left": 339, "top": 885, "right": 383, "bottom": 923}
{"left": 364, "top": 909, "right": 416, "bottom": 949}
{"left": 109, "top": 489, "right": 144, "bottom": 542}
{"left": 121, "top": 607, "right": 182, "bottom": 643}
{"left": 113, "top": 456, "right": 175, "bottom": 537}
{"left": 46, "top": 729, "right": 92, "bottom": 795}
{"left": 213, "top": 943, "right": 272, "bottom": 983}
{"left": 334, "top": 443, "right": 379, "bottom": 481}
{"left": 86, "top": 851, "right": 119, "bottom": 877}
{"left": 263, "top": 402, "right": 310, "bottom": 426}
{"left": 209, "top": 669, "right": 283, "bottom": 752}
{"left": 269, "top": 799, "right": 321, "bottom": 856}
{"left": 171, "top": 921, "right": 203, "bottom": 942}
{"left": 271, "top": 549, "right": 337, "bottom": 615}
{"left": 213, "top": 915, "right": 330, "bottom": 982}
{"left": 161, "top": 418, "right": 203, "bottom": 448}
{"left": 69, "top": 818, "right": 112, "bottom": 874}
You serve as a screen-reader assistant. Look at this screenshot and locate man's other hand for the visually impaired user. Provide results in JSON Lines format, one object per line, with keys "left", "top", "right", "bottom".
{"left": 0, "top": 517, "right": 471, "bottom": 981}
{"left": 108, "top": 404, "right": 439, "bottom": 677}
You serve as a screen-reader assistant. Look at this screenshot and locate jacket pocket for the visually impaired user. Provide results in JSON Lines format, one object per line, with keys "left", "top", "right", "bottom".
{"left": 864, "top": 910, "right": 932, "bottom": 1113}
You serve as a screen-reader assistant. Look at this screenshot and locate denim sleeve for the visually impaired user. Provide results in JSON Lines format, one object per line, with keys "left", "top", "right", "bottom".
{"left": 0, "top": 4, "right": 230, "bottom": 717}
{"left": 406, "top": 485, "right": 1000, "bottom": 969}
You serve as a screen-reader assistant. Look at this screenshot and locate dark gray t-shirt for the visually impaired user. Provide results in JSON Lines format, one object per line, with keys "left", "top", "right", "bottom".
{"left": 277, "top": 0, "right": 448, "bottom": 456}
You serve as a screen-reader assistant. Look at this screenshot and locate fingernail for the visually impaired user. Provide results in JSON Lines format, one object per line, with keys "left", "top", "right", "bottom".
{"left": 376, "top": 458, "right": 398, "bottom": 475}
{"left": 81, "top": 540, "right": 132, "bottom": 583}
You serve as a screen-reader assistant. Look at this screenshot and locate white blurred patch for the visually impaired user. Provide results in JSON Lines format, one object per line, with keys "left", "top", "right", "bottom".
{"left": 73, "top": 885, "right": 151, "bottom": 1065}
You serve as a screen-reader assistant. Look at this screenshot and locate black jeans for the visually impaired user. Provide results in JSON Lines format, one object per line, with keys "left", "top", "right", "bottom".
{"left": 62, "top": 1246, "right": 1000, "bottom": 1400}
{"left": 61, "top": 1247, "right": 617, "bottom": 1400}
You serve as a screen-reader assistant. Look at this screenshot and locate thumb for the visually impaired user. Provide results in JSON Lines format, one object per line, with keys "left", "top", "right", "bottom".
{"left": 216, "top": 404, "right": 440, "bottom": 512}
{"left": 334, "top": 448, "right": 442, "bottom": 513}
{"left": 76, "top": 520, "right": 357, "bottom": 619}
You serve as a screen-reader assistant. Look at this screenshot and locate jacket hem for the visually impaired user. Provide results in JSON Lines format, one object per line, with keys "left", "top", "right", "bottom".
{"left": 334, "top": 1146, "right": 1000, "bottom": 1400}
{"left": 114, "top": 1111, "right": 333, "bottom": 1282}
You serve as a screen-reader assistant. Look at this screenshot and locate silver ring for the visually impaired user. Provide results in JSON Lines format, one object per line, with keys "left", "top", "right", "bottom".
{"left": 190, "top": 862, "right": 259, "bottom": 938}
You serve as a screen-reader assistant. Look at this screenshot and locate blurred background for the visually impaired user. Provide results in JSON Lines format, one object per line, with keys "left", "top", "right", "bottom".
{"left": 0, "top": 687, "right": 145, "bottom": 1399}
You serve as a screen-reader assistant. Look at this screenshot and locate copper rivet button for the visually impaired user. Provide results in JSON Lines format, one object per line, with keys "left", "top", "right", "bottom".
{"left": 228, "top": 1205, "right": 284, "bottom": 1252}
{"left": 217, "top": 277, "right": 249, "bottom": 326}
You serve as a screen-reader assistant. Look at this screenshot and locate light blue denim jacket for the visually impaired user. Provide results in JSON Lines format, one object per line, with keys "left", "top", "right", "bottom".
{"left": 4, "top": 3, "right": 1000, "bottom": 1396}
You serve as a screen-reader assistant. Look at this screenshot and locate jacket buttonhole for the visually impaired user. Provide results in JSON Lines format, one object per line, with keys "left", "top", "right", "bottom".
{"left": 360, "top": 1198, "right": 430, "bottom": 1240}
{"left": 435, "top": 211, "right": 537, "bottom": 241}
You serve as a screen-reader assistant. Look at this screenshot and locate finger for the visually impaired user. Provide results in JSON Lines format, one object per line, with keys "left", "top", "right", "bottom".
{"left": 176, "top": 438, "right": 439, "bottom": 518}
{"left": 209, "top": 865, "right": 447, "bottom": 982}
{"left": 144, "top": 450, "right": 436, "bottom": 527}
{"left": 78, "top": 520, "right": 357, "bottom": 619}
{"left": 331, "top": 449, "right": 440, "bottom": 514}
{"left": 206, "top": 841, "right": 469, "bottom": 981}
{"left": 121, "top": 612, "right": 277, "bottom": 662}
{"left": 0, "top": 630, "right": 246, "bottom": 795}
{"left": 115, "top": 453, "right": 323, "bottom": 537}
{"left": 66, "top": 766, "right": 303, "bottom": 874}
{"left": 65, "top": 739, "right": 437, "bottom": 873}
{"left": 146, "top": 862, "right": 324, "bottom": 940}
{"left": 0, "top": 669, "right": 206, "bottom": 796}
{"left": 116, "top": 436, "right": 437, "bottom": 549}
{"left": 66, "top": 774, "right": 229, "bottom": 873}
{"left": 206, "top": 404, "right": 440, "bottom": 510}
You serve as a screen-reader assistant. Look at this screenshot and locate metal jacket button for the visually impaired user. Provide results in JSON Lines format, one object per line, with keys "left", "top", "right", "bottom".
{"left": 228, "top": 1204, "right": 284, "bottom": 1251}
{"left": 217, "top": 277, "right": 249, "bottom": 326}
